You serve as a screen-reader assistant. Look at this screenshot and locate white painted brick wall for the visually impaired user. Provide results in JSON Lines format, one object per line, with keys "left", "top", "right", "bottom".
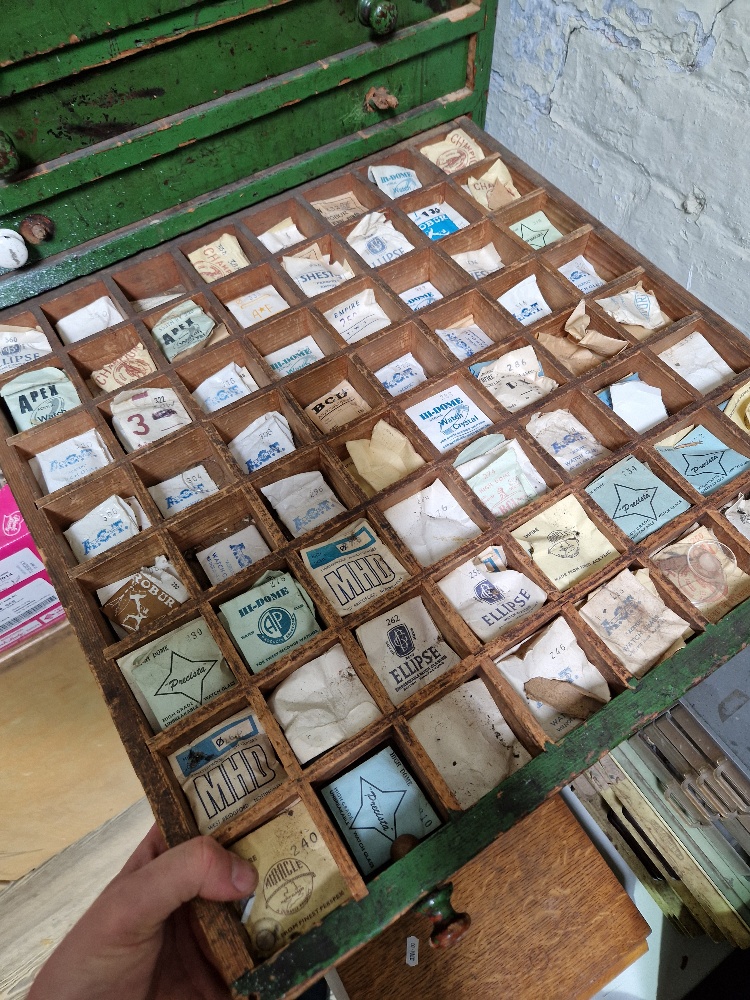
{"left": 485, "top": 0, "right": 750, "bottom": 334}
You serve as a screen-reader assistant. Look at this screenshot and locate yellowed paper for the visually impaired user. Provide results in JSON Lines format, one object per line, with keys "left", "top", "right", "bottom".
{"left": 537, "top": 301, "right": 625, "bottom": 376}
{"left": 304, "top": 379, "right": 371, "bottom": 432}
{"left": 310, "top": 192, "right": 367, "bottom": 225}
{"left": 465, "top": 158, "right": 520, "bottom": 208}
{"left": 91, "top": 343, "right": 157, "bottom": 392}
{"left": 595, "top": 280, "right": 672, "bottom": 340}
{"left": 187, "top": 233, "right": 250, "bottom": 281}
{"left": 511, "top": 494, "right": 618, "bottom": 590}
{"left": 420, "top": 128, "right": 484, "bottom": 173}
{"left": 346, "top": 419, "right": 425, "bottom": 492}
{"left": 724, "top": 378, "right": 750, "bottom": 434}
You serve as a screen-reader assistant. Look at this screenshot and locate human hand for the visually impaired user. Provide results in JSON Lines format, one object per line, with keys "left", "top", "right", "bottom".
{"left": 29, "top": 825, "right": 258, "bottom": 1000}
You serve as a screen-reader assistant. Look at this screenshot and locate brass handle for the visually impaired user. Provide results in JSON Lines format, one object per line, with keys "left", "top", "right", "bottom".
{"left": 358, "top": 0, "right": 398, "bottom": 35}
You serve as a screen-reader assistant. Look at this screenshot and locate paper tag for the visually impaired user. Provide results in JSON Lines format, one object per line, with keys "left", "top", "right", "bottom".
{"left": 407, "top": 202, "right": 469, "bottom": 241}
{"left": 257, "top": 218, "right": 305, "bottom": 253}
{"left": 586, "top": 455, "right": 690, "bottom": 542}
{"left": 150, "top": 299, "right": 216, "bottom": 362}
{"left": 323, "top": 289, "right": 391, "bottom": 344}
{"left": 261, "top": 471, "right": 346, "bottom": 537}
{"left": 405, "top": 384, "right": 492, "bottom": 453}
{"left": 263, "top": 335, "right": 325, "bottom": 378}
{"left": 148, "top": 464, "right": 219, "bottom": 518}
{"left": 269, "top": 643, "right": 380, "bottom": 763}
{"left": 0, "top": 366, "right": 80, "bottom": 431}
{"left": 321, "top": 746, "right": 440, "bottom": 874}
{"left": 187, "top": 233, "right": 250, "bottom": 281}
{"left": 526, "top": 409, "right": 610, "bottom": 472}
{"left": 228, "top": 410, "right": 296, "bottom": 474}
{"left": 419, "top": 129, "right": 484, "bottom": 173}
{"left": 0, "top": 326, "right": 51, "bottom": 370}
{"left": 346, "top": 212, "right": 415, "bottom": 267}
{"left": 218, "top": 569, "right": 321, "bottom": 672}
{"left": 310, "top": 192, "right": 368, "bottom": 225}
{"left": 111, "top": 386, "right": 192, "bottom": 452}
{"left": 356, "top": 595, "right": 460, "bottom": 705}
{"left": 400, "top": 281, "right": 443, "bottom": 311}
{"left": 118, "top": 617, "right": 237, "bottom": 731}
{"left": 450, "top": 243, "right": 504, "bottom": 280}
{"left": 64, "top": 494, "right": 142, "bottom": 563}
{"left": 367, "top": 164, "right": 422, "bottom": 198}
{"left": 171, "top": 709, "right": 286, "bottom": 834}
{"left": 301, "top": 519, "right": 409, "bottom": 616}
{"left": 192, "top": 362, "right": 259, "bottom": 413}
{"left": 226, "top": 285, "right": 289, "bottom": 328}
{"left": 406, "top": 937, "right": 419, "bottom": 967}
{"left": 374, "top": 353, "right": 427, "bottom": 396}
{"left": 197, "top": 524, "right": 271, "bottom": 584}
{"left": 282, "top": 252, "right": 354, "bottom": 297}
{"left": 91, "top": 344, "right": 156, "bottom": 392}
{"left": 558, "top": 254, "right": 606, "bottom": 294}
{"left": 434, "top": 321, "right": 493, "bottom": 360}
{"left": 384, "top": 480, "right": 480, "bottom": 566}
{"left": 30, "top": 429, "right": 113, "bottom": 493}
{"left": 497, "top": 275, "right": 552, "bottom": 326}
{"left": 509, "top": 211, "right": 563, "bottom": 250}
{"left": 55, "top": 296, "right": 125, "bottom": 344}
{"left": 304, "top": 379, "right": 371, "bottom": 432}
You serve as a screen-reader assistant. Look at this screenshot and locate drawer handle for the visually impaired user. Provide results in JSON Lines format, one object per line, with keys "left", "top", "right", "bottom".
{"left": 415, "top": 884, "right": 471, "bottom": 949}
{"left": 0, "top": 131, "right": 20, "bottom": 180}
{"left": 358, "top": 0, "right": 399, "bottom": 35}
{"left": 364, "top": 86, "right": 399, "bottom": 112}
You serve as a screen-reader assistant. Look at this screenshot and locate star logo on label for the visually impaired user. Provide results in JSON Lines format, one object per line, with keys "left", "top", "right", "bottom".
{"left": 350, "top": 778, "right": 406, "bottom": 842}
{"left": 683, "top": 451, "right": 725, "bottom": 480}
{"left": 611, "top": 483, "right": 659, "bottom": 523}
{"left": 517, "top": 223, "right": 550, "bottom": 249}
{"left": 154, "top": 651, "right": 219, "bottom": 706}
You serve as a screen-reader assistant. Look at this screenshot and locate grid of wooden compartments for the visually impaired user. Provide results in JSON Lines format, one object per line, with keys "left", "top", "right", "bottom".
{"left": 3, "top": 116, "right": 750, "bottom": 996}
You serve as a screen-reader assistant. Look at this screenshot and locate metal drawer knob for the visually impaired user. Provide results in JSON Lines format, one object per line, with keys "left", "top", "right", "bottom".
{"left": 358, "top": 0, "right": 398, "bottom": 35}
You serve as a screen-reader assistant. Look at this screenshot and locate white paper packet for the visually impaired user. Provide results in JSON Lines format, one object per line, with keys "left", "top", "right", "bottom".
{"left": 609, "top": 378, "right": 667, "bottom": 433}
{"left": 400, "top": 282, "right": 443, "bottom": 311}
{"left": 148, "top": 464, "right": 220, "bottom": 518}
{"left": 526, "top": 409, "right": 610, "bottom": 472}
{"left": 226, "top": 285, "right": 289, "bottom": 328}
{"left": 657, "top": 331, "right": 735, "bottom": 393}
{"left": 724, "top": 494, "right": 750, "bottom": 540}
{"left": 0, "top": 325, "right": 52, "bottom": 370}
{"left": 557, "top": 254, "right": 606, "bottom": 294}
{"left": 346, "top": 212, "right": 414, "bottom": 267}
{"left": 437, "top": 544, "right": 546, "bottom": 641}
{"left": 196, "top": 524, "right": 271, "bottom": 584}
{"left": 269, "top": 644, "right": 380, "bottom": 764}
{"left": 455, "top": 436, "right": 547, "bottom": 516}
{"left": 30, "top": 429, "right": 113, "bottom": 493}
{"left": 497, "top": 275, "right": 552, "bottom": 326}
{"left": 282, "top": 251, "right": 354, "bottom": 296}
{"left": 132, "top": 290, "right": 183, "bottom": 313}
{"left": 229, "top": 410, "right": 295, "bottom": 474}
{"left": 263, "top": 335, "right": 325, "bottom": 378}
{"left": 434, "top": 319, "right": 493, "bottom": 360}
{"left": 323, "top": 289, "right": 391, "bottom": 344}
{"left": 473, "top": 345, "right": 558, "bottom": 412}
{"left": 595, "top": 281, "right": 671, "bottom": 338}
{"left": 373, "top": 353, "right": 427, "bottom": 396}
{"left": 419, "top": 129, "right": 484, "bottom": 173}
{"left": 260, "top": 471, "right": 346, "bottom": 537}
{"left": 494, "top": 617, "right": 610, "bottom": 739}
{"left": 407, "top": 202, "right": 469, "bottom": 240}
{"left": 410, "top": 678, "right": 531, "bottom": 808}
{"left": 187, "top": 233, "right": 250, "bottom": 281}
{"left": 111, "top": 386, "right": 192, "bottom": 452}
{"left": 257, "top": 217, "right": 305, "bottom": 253}
{"left": 192, "top": 362, "right": 259, "bottom": 413}
{"left": 405, "top": 384, "right": 492, "bottom": 453}
{"left": 64, "top": 494, "right": 145, "bottom": 563}
{"left": 303, "top": 379, "right": 371, "bottom": 432}
{"left": 367, "top": 164, "right": 422, "bottom": 198}
{"left": 384, "top": 480, "right": 480, "bottom": 566}
{"left": 356, "top": 595, "right": 460, "bottom": 705}
{"left": 450, "top": 243, "right": 504, "bottom": 280}
{"left": 56, "top": 296, "right": 125, "bottom": 344}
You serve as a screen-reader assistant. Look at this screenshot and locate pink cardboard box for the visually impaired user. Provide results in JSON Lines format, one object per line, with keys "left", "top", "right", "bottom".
{"left": 0, "top": 483, "right": 65, "bottom": 653}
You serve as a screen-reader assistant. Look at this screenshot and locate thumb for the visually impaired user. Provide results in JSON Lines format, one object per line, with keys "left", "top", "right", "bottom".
{"left": 102, "top": 835, "right": 257, "bottom": 941}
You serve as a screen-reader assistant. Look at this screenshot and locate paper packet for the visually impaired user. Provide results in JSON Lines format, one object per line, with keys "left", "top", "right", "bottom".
{"left": 557, "top": 255, "right": 606, "bottom": 294}
{"left": 0, "top": 324, "right": 51, "bottom": 371}
{"left": 226, "top": 285, "right": 290, "bottom": 328}
{"left": 300, "top": 519, "right": 409, "bottom": 616}
{"left": 171, "top": 709, "right": 286, "bottom": 835}
{"left": 463, "top": 158, "right": 520, "bottom": 209}
{"left": 656, "top": 424, "right": 750, "bottom": 495}
{"left": 196, "top": 524, "right": 271, "bottom": 585}
{"left": 356, "top": 595, "right": 460, "bottom": 705}
{"left": 471, "top": 345, "right": 558, "bottom": 412}
{"left": 437, "top": 544, "right": 546, "bottom": 640}
{"left": 596, "top": 281, "right": 671, "bottom": 339}
{"left": 405, "top": 384, "right": 492, "bottom": 452}
{"left": 509, "top": 211, "right": 563, "bottom": 250}
{"left": 585, "top": 455, "right": 690, "bottom": 542}
{"left": 228, "top": 411, "right": 296, "bottom": 474}
{"left": 384, "top": 479, "right": 480, "bottom": 566}
{"left": 192, "top": 362, "right": 259, "bottom": 413}
{"left": 282, "top": 250, "right": 354, "bottom": 296}
{"left": 310, "top": 192, "right": 368, "bottom": 225}
{"left": 454, "top": 435, "right": 547, "bottom": 516}
{"left": 56, "top": 296, "right": 125, "bottom": 344}
{"left": 187, "top": 233, "right": 250, "bottom": 281}
{"left": 373, "top": 353, "right": 427, "bottom": 396}
{"left": 450, "top": 243, "right": 504, "bottom": 280}
{"left": 91, "top": 344, "right": 157, "bottom": 392}
{"left": 367, "top": 164, "right": 421, "bottom": 198}
{"left": 657, "top": 331, "right": 735, "bottom": 392}
{"left": 260, "top": 471, "right": 346, "bottom": 537}
{"left": 536, "top": 300, "right": 625, "bottom": 376}
{"left": 346, "top": 212, "right": 414, "bottom": 267}
{"left": 419, "top": 128, "right": 484, "bottom": 173}
{"left": 269, "top": 644, "right": 380, "bottom": 763}
{"left": 111, "top": 386, "right": 192, "bottom": 452}
{"left": 117, "top": 617, "right": 237, "bottom": 731}
{"left": 1, "top": 366, "right": 80, "bottom": 431}
{"left": 407, "top": 202, "right": 469, "bottom": 241}
{"left": 151, "top": 299, "right": 220, "bottom": 361}
{"left": 148, "top": 464, "right": 219, "bottom": 518}
{"left": 724, "top": 378, "right": 750, "bottom": 433}
{"left": 323, "top": 289, "right": 391, "bottom": 344}
{"left": 64, "top": 494, "right": 146, "bottom": 563}
{"left": 258, "top": 217, "right": 304, "bottom": 253}
{"left": 400, "top": 281, "right": 443, "bottom": 311}
{"left": 98, "top": 556, "right": 189, "bottom": 635}
{"left": 497, "top": 274, "right": 552, "bottom": 325}
{"left": 434, "top": 317, "right": 493, "bottom": 360}
{"left": 410, "top": 679, "right": 530, "bottom": 808}
{"left": 30, "top": 429, "right": 113, "bottom": 493}
{"left": 346, "top": 420, "right": 425, "bottom": 492}
{"left": 526, "top": 408, "right": 610, "bottom": 472}
{"left": 263, "top": 335, "right": 325, "bottom": 378}
{"left": 303, "top": 379, "right": 371, "bottom": 432}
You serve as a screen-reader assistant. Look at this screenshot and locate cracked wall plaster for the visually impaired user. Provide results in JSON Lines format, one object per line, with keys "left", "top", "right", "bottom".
{"left": 486, "top": 0, "right": 750, "bottom": 332}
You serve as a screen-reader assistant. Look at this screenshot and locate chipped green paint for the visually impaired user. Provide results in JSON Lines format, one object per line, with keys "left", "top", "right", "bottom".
{"left": 232, "top": 599, "right": 750, "bottom": 999}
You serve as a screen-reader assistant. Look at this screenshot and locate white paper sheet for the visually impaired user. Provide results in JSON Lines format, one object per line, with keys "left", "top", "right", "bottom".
{"left": 373, "top": 353, "right": 427, "bottom": 396}
{"left": 557, "top": 254, "right": 606, "bottom": 294}
{"left": 258, "top": 217, "right": 305, "bottom": 252}
{"left": 111, "top": 386, "right": 192, "bottom": 452}
{"left": 497, "top": 274, "right": 552, "bottom": 326}
{"left": 384, "top": 479, "right": 480, "bottom": 565}
{"left": 473, "top": 345, "right": 558, "bottom": 412}
{"left": 226, "top": 285, "right": 289, "bottom": 328}
{"left": 450, "top": 242, "right": 504, "bottom": 280}
{"left": 323, "top": 288, "right": 391, "bottom": 344}
{"left": 434, "top": 321, "right": 493, "bottom": 360}
{"left": 56, "top": 296, "right": 125, "bottom": 344}
{"left": 148, "top": 464, "right": 219, "bottom": 518}
{"left": 192, "top": 362, "right": 259, "bottom": 413}
{"left": 263, "top": 335, "right": 325, "bottom": 378}
{"left": 455, "top": 436, "right": 547, "bottom": 516}
{"left": 346, "top": 212, "right": 414, "bottom": 267}
{"left": 29, "top": 429, "right": 113, "bottom": 493}
{"left": 282, "top": 250, "right": 354, "bottom": 296}
{"left": 367, "top": 164, "right": 422, "bottom": 198}
{"left": 196, "top": 524, "right": 271, "bottom": 584}
{"left": 405, "top": 384, "right": 492, "bottom": 452}
{"left": 658, "top": 331, "right": 735, "bottom": 392}
{"left": 400, "top": 281, "right": 443, "bottom": 311}
{"left": 609, "top": 378, "right": 668, "bottom": 433}
{"left": 64, "top": 495, "right": 142, "bottom": 563}
{"left": 260, "top": 471, "right": 346, "bottom": 537}
{"left": 526, "top": 409, "right": 610, "bottom": 472}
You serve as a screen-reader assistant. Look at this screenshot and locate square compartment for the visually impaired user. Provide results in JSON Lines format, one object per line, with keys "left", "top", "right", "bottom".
{"left": 421, "top": 288, "right": 519, "bottom": 359}
{"left": 531, "top": 307, "right": 632, "bottom": 378}
{"left": 67, "top": 324, "right": 160, "bottom": 396}
{"left": 242, "top": 197, "right": 326, "bottom": 251}
{"left": 286, "top": 355, "right": 384, "bottom": 433}
{"left": 0, "top": 307, "right": 60, "bottom": 353}
{"left": 398, "top": 372, "right": 505, "bottom": 457}
{"left": 178, "top": 225, "right": 258, "bottom": 282}
{"left": 276, "top": 233, "right": 363, "bottom": 297}
{"left": 315, "top": 276, "right": 409, "bottom": 344}
{"left": 336, "top": 206, "right": 426, "bottom": 267}
{"left": 466, "top": 334, "right": 569, "bottom": 408}
{"left": 592, "top": 272, "right": 694, "bottom": 340}
{"left": 650, "top": 318, "right": 750, "bottom": 391}
{"left": 484, "top": 261, "right": 577, "bottom": 327}
{"left": 303, "top": 173, "right": 384, "bottom": 223}
{"left": 139, "top": 291, "right": 227, "bottom": 363}
{"left": 96, "top": 373, "right": 198, "bottom": 449}
{"left": 245, "top": 308, "right": 344, "bottom": 378}
{"left": 450, "top": 151, "right": 539, "bottom": 211}
{"left": 397, "top": 183, "right": 482, "bottom": 242}
{"left": 112, "top": 253, "right": 190, "bottom": 312}
{"left": 40, "top": 280, "right": 129, "bottom": 340}
{"left": 540, "top": 230, "right": 641, "bottom": 293}
{"left": 584, "top": 352, "right": 697, "bottom": 433}
{"left": 174, "top": 341, "right": 270, "bottom": 412}
{"left": 377, "top": 249, "right": 469, "bottom": 312}
{"left": 438, "top": 218, "right": 527, "bottom": 277}
{"left": 130, "top": 426, "right": 237, "bottom": 501}
{"left": 353, "top": 320, "right": 452, "bottom": 394}
{"left": 211, "top": 263, "right": 301, "bottom": 330}
{"left": 357, "top": 148, "right": 443, "bottom": 198}
{"left": 494, "top": 191, "right": 589, "bottom": 250}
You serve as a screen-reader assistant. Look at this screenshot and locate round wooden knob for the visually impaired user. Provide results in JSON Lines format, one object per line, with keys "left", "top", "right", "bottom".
{"left": 0, "top": 131, "right": 20, "bottom": 180}
{"left": 390, "top": 833, "right": 420, "bottom": 861}
{"left": 414, "top": 883, "right": 471, "bottom": 949}
{"left": 358, "top": 0, "right": 398, "bottom": 35}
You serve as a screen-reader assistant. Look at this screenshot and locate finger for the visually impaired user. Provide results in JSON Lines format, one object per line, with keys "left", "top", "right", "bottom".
{"left": 118, "top": 824, "right": 167, "bottom": 877}
{"left": 103, "top": 836, "right": 257, "bottom": 941}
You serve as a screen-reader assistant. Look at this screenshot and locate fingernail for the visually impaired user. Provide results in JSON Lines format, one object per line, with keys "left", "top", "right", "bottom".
{"left": 231, "top": 855, "right": 258, "bottom": 893}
